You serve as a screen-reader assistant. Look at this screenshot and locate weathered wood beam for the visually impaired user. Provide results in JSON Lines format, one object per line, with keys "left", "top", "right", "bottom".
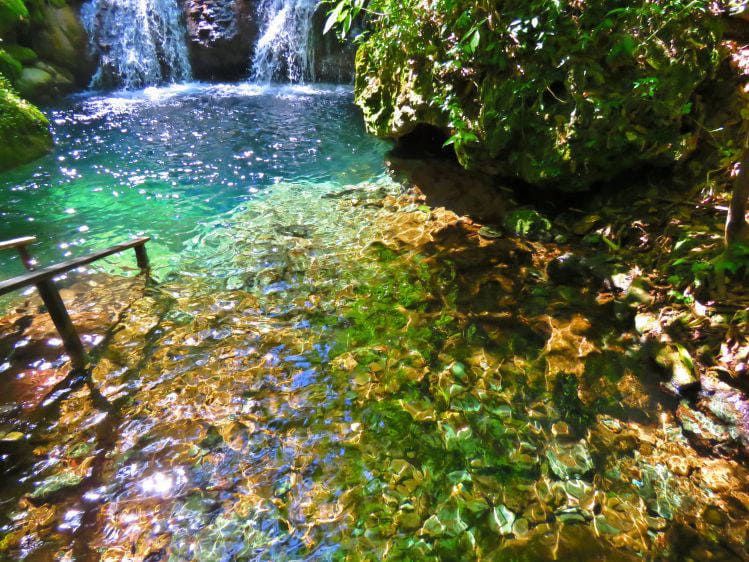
{"left": 0, "top": 236, "right": 37, "bottom": 269}
{"left": 0, "top": 237, "right": 151, "bottom": 296}
{"left": 0, "top": 236, "right": 151, "bottom": 372}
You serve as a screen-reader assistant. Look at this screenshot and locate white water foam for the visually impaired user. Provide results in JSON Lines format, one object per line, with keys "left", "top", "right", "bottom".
{"left": 82, "top": 0, "right": 192, "bottom": 89}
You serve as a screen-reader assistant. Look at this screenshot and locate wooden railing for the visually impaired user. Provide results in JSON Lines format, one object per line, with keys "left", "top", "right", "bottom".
{"left": 0, "top": 236, "right": 150, "bottom": 371}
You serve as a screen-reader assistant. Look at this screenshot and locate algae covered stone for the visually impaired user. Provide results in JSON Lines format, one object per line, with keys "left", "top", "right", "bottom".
{"left": 0, "top": 75, "right": 53, "bottom": 171}
{"left": 29, "top": 471, "right": 83, "bottom": 501}
{"left": 545, "top": 440, "right": 594, "bottom": 480}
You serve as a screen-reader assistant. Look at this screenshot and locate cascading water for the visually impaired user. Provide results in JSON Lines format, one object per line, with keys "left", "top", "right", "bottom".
{"left": 82, "top": 0, "right": 192, "bottom": 89}
{"left": 250, "top": 0, "right": 318, "bottom": 83}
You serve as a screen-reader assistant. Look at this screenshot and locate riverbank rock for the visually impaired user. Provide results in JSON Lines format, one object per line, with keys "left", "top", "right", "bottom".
{"left": 654, "top": 343, "right": 701, "bottom": 393}
{"left": 0, "top": 76, "right": 53, "bottom": 171}
{"left": 29, "top": 3, "right": 94, "bottom": 86}
{"left": 15, "top": 62, "right": 75, "bottom": 103}
{"left": 182, "top": 0, "right": 257, "bottom": 80}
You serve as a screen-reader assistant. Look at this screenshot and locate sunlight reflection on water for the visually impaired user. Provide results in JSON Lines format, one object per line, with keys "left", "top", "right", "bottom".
{"left": 0, "top": 83, "right": 389, "bottom": 282}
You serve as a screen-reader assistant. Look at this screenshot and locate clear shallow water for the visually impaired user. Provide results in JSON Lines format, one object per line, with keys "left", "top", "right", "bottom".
{"left": 0, "top": 85, "right": 747, "bottom": 561}
{"left": 0, "top": 83, "right": 389, "bottom": 279}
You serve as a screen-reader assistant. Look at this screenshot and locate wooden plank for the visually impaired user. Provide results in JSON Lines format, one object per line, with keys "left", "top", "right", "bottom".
{"left": 0, "top": 237, "right": 150, "bottom": 297}
{"left": 0, "top": 236, "right": 36, "bottom": 252}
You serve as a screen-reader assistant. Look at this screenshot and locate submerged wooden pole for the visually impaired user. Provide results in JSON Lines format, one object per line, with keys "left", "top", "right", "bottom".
{"left": 134, "top": 243, "right": 150, "bottom": 271}
{"left": 34, "top": 280, "right": 88, "bottom": 371}
{"left": 8, "top": 237, "right": 88, "bottom": 371}
{"left": 0, "top": 236, "right": 151, "bottom": 373}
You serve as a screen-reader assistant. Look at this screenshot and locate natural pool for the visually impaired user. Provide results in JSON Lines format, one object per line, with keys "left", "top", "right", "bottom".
{"left": 0, "top": 85, "right": 747, "bottom": 561}
{"left": 0, "top": 83, "right": 388, "bottom": 279}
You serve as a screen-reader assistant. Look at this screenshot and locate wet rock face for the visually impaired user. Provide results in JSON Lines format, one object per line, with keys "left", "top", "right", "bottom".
{"left": 309, "top": 5, "right": 355, "bottom": 83}
{"left": 179, "top": 0, "right": 355, "bottom": 82}
{"left": 29, "top": 3, "right": 95, "bottom": 88}
{"left": 182, "top": 0, "right": 257, "bottom": 80}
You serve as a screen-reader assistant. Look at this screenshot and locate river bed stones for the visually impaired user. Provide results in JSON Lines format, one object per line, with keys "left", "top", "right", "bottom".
{"left": 545, "top": 440, "right": 594, "bottom": 480}
{"left": 0, "top": 180, "right": 747, "bottom": 559}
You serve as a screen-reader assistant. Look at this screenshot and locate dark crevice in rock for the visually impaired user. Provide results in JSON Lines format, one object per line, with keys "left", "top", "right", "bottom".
{"left": 389, "top": 124, "right": 456, "bottom": 160}
{"left": 182, "top": 0, "right": 257, "bottom": 81}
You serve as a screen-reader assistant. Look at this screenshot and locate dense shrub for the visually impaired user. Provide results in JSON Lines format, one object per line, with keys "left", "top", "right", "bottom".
{"left": 331, "top": 0, "right": 724, "bottom": 189}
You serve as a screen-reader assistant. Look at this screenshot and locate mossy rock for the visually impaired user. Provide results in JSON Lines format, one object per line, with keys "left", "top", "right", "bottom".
{"left": 29, "top": 470, "right": 83, "bottom": 501}
{"left": 0, "top": 75, "right": 53, "bottom": 171}
{"left": 31, "top": 3, "right": 93, "bottom": 84}
{"left": 4, "top": 44, "right": 38, "bottom": 65}
{"left": 15, "top": 61, "right": 73, "bottom": 102}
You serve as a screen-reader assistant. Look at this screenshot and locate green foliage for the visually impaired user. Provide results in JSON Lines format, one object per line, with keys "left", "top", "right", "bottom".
{"left": 503, "top": 209, "right": 552, "bottom": 240}
{"left": 0, "top": 49, "right": 22, "bottom": 82}
{"left": 0, "top": 0, "right": 29, "bottom": 22}
{"left": 333, "top": 0, "right": 723, "bottom": 189}
{"left": 323, "top": 0, "right": 366, "bottom": 39}
{"left": 3, "top": 44, "right": 37, "bottom": 65}
{"left": 0, "top": 0, "right": 65, "bottom": 27}
{"left": 670, "top": 242, "right": 749, "bottom": 290}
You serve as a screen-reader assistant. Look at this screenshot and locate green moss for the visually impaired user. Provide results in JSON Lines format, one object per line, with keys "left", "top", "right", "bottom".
{"left": 0, "top": 74, "right": 53, "bottom": 171}
{"left": 0, "top": 48, "right": 22, "bottom": 81}
{"left": 4, "top": 44, "right": 38, "bottom": 65}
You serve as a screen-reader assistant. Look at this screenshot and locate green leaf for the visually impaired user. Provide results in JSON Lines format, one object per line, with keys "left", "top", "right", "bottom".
{"left": 0, "top": 0, "right": 28, "bottom": 25}
{"left": 609, "top": 36, "right": 637, "bottom": 59}
{"left": 323, "top": 1, "right": 346, "bottom": 35}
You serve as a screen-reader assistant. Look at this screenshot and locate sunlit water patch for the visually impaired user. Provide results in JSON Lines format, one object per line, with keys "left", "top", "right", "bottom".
{"left": 0, "top": 83, "right": 388, "bottom": 281}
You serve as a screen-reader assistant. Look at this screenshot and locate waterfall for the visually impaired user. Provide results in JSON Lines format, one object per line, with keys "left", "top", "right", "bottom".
{"left": 82, "top": 0, "right": 192, "bottom": 89}
{"left": 250, "top": 0, "right": 318, "bottom": 83}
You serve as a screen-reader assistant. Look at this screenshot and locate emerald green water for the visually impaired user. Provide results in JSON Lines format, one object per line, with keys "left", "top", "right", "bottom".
{"left": 0, "top": 85, "right": 747, "bottom": 561}
{"left": 0, "top": 83, "right": 388, "bottom": 279}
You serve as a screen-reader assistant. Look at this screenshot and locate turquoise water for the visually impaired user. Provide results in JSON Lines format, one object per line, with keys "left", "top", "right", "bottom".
{"left": 0, "top": 83, "right": 390, "bottom": 279}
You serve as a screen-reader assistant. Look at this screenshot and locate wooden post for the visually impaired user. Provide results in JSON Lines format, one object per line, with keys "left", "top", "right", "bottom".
{"left": 10, "top": 237, "right": 88, "bottom": 372}
{"left": 134, "top": 243, "right": 150, "bottom": 271}
{"left": 0, "top": 236, "right": 37, "bottom": 270}
{"left": 0, "top": 236, "right": 151, "bottom": 373}
{"left": 34, "top": 280, "right": 88, "bottom": 371}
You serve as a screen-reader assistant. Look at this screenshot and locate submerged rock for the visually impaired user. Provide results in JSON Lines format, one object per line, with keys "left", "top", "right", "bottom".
{"left": 545, "top": 440, "right": 594, "bottom": 480}
{"left": 489, "top": 504, "right": 516, "bottom": 535}
{"left": 676, "top": 401, "right": 734, "bottom": 452}
{"left": 29, "top": 471, "right": 84, "bottom": 502}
